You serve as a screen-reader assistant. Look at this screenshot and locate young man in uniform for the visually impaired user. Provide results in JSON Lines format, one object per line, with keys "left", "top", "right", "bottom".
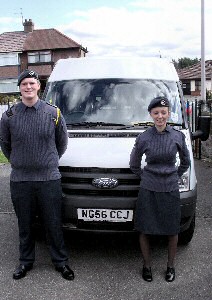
{"left": 0, "top": 69, "right": 74, "bottom": 280}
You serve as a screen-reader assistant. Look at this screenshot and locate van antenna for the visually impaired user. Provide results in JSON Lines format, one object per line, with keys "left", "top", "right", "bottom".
{"left": 20, "top": 8, "right": 24, "bottom": 25}
{"left": 14, "top": 8, "right": 24, "bottom": 25}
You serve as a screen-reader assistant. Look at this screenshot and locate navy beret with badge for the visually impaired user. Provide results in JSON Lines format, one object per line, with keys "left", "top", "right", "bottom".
{"left": 17, "top": 69, "right": 39, "bottom": 86}
{"left": 148, "top": 96, "right": 170, "bottom": 112}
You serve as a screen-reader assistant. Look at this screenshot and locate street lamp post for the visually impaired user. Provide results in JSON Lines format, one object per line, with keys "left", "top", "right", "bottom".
{"left": 201, "top": 0, "right": 206, "bottom": 103}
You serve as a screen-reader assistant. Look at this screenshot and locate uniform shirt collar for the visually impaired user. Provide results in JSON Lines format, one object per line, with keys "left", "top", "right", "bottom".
{"left": 19, "top": 99, "right": 41, "bottom": 111}
{"left": 164, "top": 124, "right": 172, "bottom": 132}
{"left": 152, "top": 124, "right": 172, "bottom": 134}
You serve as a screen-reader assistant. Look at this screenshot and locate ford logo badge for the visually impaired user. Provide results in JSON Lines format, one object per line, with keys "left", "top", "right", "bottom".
{"left": 92, "top": 177, "right": 118, "bottom": 189}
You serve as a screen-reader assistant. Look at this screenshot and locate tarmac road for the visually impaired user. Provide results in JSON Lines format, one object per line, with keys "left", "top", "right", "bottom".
{"left": 0, "top": 159, "right": 211, "bottom": 300}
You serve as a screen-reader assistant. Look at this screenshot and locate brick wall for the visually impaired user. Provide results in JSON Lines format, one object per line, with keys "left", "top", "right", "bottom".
{"left": 53, "top": 48, "right": 81, "bottom": 62}
{"left": 0, "top": 66, "right": 19, "bottom": 78}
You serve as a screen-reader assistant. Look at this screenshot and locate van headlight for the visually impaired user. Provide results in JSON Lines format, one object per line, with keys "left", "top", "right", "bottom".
{"left": 178, "top": 169, "right": 190, "bottom": 192}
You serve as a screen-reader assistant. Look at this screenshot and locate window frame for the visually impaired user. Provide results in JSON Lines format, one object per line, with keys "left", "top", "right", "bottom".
{"left": 27, "top": 51, "right": 52, "bottom": 64}
{"left": 0, "top": 53, "right": 19, "bottom": 66}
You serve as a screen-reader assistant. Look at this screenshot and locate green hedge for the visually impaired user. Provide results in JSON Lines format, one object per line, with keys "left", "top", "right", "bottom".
{"left": 0, "top": 151, "right": 8, "bottom": 163}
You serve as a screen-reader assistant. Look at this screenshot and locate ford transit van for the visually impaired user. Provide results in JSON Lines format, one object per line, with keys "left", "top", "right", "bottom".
{"left": 43, "top": 57, "right": 210, "bottom": 244}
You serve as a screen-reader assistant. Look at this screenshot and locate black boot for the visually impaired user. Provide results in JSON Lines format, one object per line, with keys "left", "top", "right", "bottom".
{"left": 142, "top": 266, "right": 153, "bottom": 282}
{"left": 165, "top": 267, "right": 175, "bottom": 282}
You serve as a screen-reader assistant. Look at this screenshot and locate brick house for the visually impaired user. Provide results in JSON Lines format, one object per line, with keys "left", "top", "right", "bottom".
{"left": 0, "top": 19, "right": 88, "bottom": 95}
{"left": 177, "top": 61, "right": 212, "bottom": 160}
{"left": 177, "top": 60, "right": 212, "bottom": 101}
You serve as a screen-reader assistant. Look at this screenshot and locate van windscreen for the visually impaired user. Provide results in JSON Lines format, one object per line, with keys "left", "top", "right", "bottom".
{"left": 44, "top": 79, "right": 183, "bottom": 126}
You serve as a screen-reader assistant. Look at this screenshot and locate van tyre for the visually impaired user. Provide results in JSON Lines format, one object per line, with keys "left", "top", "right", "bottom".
{"left": 178, "top": 214, "right": 195, "bottom": 245}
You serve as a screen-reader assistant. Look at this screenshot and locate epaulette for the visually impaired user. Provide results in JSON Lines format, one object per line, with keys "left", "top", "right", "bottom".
{"left": 172, "top": 127, "right": 186, "bottom": 140}
{"left": 172, "top": 127, "right": 181, "bottom": 132}
{"left": 6, "top": 105, "right": 14, "bottom": 117}
{"left": 46, "top": 102, "right": 61, "bottom": 126}
{"left": 46, "top": 102, "right": 57, "bottom": 108}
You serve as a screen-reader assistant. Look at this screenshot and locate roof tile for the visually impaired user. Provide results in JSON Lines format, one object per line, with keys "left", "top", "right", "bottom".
{"left": 0, "top": 31, "right": 28, "bottom": 52}
{"left": 0, "top": 28, "right": 82, "bottom": 53}
{"left": 23, "top": 29, "right": 81, "bottom": 51}
{"left": 177, "top": 60, "right": 212, "bottom": 80}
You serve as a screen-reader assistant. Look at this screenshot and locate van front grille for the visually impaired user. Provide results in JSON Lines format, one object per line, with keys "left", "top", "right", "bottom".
{"left": 59, "top": 166, "right": 140, "bottom": 198}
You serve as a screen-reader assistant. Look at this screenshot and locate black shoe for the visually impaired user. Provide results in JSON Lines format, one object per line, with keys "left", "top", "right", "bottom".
{"left": 165, "top": 267, "right": 175, "bottom": 282}
{"left": 142, "top": 266, "right": 153, "bottom": 282}
{"left": 13, "top": 264, "right": 33, "bottom": 280}
{"left": 55, "top": 265, "right": 75, "bottom": 280}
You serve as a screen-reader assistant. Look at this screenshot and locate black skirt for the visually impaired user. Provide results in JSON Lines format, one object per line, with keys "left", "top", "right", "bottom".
{"left": 134, "top": 188, "right": 181, "bottom": 235}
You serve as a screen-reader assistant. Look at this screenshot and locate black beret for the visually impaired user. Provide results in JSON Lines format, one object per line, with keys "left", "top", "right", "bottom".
{"left": 148, "top": 96, "right": 170, "bottom": 112}
{"left": 17, "top": 69, "right": 39, "bottom": 86}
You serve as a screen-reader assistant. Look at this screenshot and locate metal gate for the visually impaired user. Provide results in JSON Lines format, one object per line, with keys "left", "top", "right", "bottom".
{"left": 186, "top": 100, "right": 212, "bottom": 159}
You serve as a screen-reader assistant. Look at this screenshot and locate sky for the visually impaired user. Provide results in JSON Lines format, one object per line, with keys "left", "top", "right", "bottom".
{"left": 0, "top": 0, "right": 212, "bottom": 60}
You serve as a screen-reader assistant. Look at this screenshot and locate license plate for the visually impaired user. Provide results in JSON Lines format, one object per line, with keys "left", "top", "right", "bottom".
{"left": 77, "top": 208, "right": 133, "bottom": 222}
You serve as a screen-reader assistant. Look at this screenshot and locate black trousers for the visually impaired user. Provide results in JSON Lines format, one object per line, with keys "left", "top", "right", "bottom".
{"left": 10, "top": 179, "right": 68, "bottom": 267}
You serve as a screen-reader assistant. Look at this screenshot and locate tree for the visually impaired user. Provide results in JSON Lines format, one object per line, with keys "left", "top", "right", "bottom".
{"left": 0, "top": 94, "right": 16, "bottom": 104}
{"left": 173, "top": 57, "right": 200, "bottom": 69}
{"left": 206, "top": 89, "right": 212, "bottom": 100}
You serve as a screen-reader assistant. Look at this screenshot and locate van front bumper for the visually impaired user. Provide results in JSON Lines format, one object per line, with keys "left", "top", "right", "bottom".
{"left": 61, "top": 186, "right": 197, "bottom": 232}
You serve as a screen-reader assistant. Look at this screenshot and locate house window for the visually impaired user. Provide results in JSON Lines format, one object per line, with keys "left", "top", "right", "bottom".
{"left": 0, "top": 79, "right": 19, "bottom": 93}
{"left": 28, "top": 51, "right": 51, "bottom": 63}
{"left": 0, "top": 53, "right": 19, "bottom": 66}
{"left": 195, "top": 81, "right": 201, "bottom": 91}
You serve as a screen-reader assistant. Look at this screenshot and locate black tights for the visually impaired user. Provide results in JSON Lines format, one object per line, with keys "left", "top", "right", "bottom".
{"left": 139, "top": 233, "right": 178, "bottom": 268}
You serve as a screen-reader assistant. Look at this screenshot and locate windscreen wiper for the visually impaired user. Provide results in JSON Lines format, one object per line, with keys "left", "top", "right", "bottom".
{"left": 132, "top": 122, "right": 154, "bottom": 126}
{"left": 67, "top": 121, "right": 126, "bottom": 127}
{"left": 118, "top": 122, "right": 154, "bottom": 129}
{"left": 167, "top": 122, "right": 183, "bottom": 126}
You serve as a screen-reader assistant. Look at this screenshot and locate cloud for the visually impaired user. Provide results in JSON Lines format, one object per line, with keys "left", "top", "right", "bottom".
{"left": 0, "top": 17, "right": 20, "bottom": 25}
{"left": 57, "top": 0, "right": 212, "bottom": 60}
{"left": 1, "top": 1, "right": 211, "bottom": 60}
{"left": 0, "top": 17, "right": 21, "bottom": 32}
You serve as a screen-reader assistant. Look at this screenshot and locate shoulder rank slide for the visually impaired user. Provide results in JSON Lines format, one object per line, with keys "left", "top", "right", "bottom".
{"left": 6, "top": 105, "right": 14, "bottom": 117}
{"left": 55, "top": 107, "right": 61, "bottom": 126}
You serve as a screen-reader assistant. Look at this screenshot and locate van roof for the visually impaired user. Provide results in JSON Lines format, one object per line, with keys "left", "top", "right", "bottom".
{"left": 48, "top": 57, "right": 179, "bottom": 82}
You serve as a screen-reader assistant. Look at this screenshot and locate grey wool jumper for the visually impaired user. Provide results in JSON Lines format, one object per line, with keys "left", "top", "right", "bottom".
{"left": 129, "top": 125, "right": 190, "bottom": 192}
{"left": 0, "top": 99, "right": 68, "bottom": 182}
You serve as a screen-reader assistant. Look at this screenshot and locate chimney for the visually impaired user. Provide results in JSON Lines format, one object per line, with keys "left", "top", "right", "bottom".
{"left": 23, "top": 19, "right": 34, "bottom": 33}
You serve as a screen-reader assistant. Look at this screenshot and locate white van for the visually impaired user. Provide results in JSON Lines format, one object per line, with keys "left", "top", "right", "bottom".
{"left": 43, "top": 57, "right": 210, "bottom": 244}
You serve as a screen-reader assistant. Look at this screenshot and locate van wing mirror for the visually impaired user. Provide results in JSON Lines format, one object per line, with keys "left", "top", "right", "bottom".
{"left": 192, "top": 115, "right": 211, "bottom": 141}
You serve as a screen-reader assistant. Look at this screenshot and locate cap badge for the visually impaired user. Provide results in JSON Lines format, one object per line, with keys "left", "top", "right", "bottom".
{"left": 29, "top": 71, "right": 35, "bottom": 76}
{"left": 161, "top": 100, "right": 166, "bottom": 106}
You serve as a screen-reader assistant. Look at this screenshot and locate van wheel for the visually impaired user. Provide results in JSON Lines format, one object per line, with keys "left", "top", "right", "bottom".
{"left": 178, "top": 215, "right": 195, "bottom": 245}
